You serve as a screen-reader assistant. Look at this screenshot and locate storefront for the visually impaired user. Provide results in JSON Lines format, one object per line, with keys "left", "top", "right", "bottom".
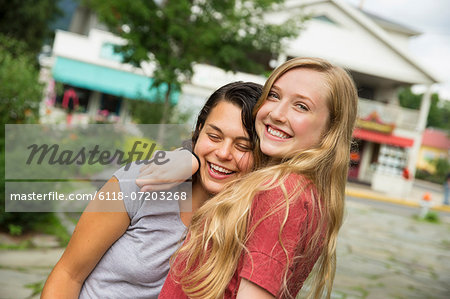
{"left": 350, "top": 111, "right": 414, "bottom": 195}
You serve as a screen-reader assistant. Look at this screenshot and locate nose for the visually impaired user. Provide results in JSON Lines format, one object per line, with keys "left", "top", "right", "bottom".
{"left": 269, "top": 100, "right": 288, "bottom": 123}
{"left": 215, "top": 141, "right": 233, "bottom": 161}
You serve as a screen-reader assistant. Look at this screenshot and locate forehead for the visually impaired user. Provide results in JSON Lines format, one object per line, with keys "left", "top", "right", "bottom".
{"left": 204, "top": 101, "right": 247, "bottom": 133}
{"left": 274, "top": 68, "right": 328, "bottom": 102}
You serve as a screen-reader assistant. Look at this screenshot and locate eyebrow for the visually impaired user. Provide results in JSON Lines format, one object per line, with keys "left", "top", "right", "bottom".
{"left": 207, "top": 124, "right": 251, "bottom": 142}
{"left": 271, "top": 84, "right": 315, "bottom": 107}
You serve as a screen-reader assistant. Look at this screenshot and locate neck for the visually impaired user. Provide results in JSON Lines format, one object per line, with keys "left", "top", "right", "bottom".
{"left": 191, "top": 182, "right": 210, "bottom": 212}
{"left": 178, "top": 182, "right": 210, "bottom": 227}
{"left": 179, "top": 182, "right": 210, "bottom": 214}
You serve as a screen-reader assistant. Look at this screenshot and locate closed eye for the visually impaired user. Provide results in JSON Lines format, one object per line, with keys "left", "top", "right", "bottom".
{"left": 207, "top": 134, "right": 221, "bottom": 141}
{"left": 236, "top": 143, "right": 252, "bottom": 152}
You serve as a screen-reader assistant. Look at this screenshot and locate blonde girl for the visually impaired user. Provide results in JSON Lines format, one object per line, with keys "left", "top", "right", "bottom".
{"left": 158, "top": 57, "right": 358, "bottom": 299}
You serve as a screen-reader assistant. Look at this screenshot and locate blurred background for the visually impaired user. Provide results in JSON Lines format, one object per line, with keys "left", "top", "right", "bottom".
{"left": 0, "top": 0, "right": 449, "bottom": 298}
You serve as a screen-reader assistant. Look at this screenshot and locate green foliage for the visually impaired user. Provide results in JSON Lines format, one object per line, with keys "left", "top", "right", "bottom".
{"left": 34, "top": 213, "right": 72, "bottom": 246}
{"left": 129, "top": 100, "right": 174, "bottom": 124}
{"left": 25, "top": 281, "right": 45, "bottom": 297}
{"left": 434, "top": 158, "right": 450, "bottom": 182}
{"left": 415, "top": 169, "right": 440, "bottom": 184}
{"left": 86, "top": 0, "right": 305, "bottom": 123}
{"left": 0, "top": 35, "right": 50, "bottom": 234}
{"left": 0, "top": 0, "right": 62, "bottom": 56}
{"left": 415, "top": 158, "right": 450, "bottom": 185}
{"left": 0, "top": 35, "right": 43, "bottom": 125}
{"left": 398, "top": 87, "right": 450, "bottom": 130}
{"left": 424, "top": 211, "right": 440, "bottom": 223}
{"left": 413, "top": 211, "right": 440, "bottom": 223}
{"left": 128, "top": 99, "right": 191, "bottom": 124}
{"left": 398, "top": 87, "right": 421, "bottom": 109}
{"left": 8, "top": 224, "right": 23, "bottom": 236}
{"left": 88, "top": 0, "right": 303, "bottom": 80}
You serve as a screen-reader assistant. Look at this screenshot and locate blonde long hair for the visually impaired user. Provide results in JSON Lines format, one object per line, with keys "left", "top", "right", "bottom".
{"left": 171, "top": 57, "right": 358, "bottom": 298}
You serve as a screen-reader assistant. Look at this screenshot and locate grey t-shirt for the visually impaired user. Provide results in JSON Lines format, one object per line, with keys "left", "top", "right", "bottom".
{"left": 79, "top": 162, "right": 187, "bottom": 299}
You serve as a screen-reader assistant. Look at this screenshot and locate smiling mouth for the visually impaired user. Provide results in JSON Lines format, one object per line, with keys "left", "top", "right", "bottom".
{"left": 208, "top": 162, "right": 235, "bottom": 175}
{"left": 266, "top": 125, "right": 291, "bottom": 139}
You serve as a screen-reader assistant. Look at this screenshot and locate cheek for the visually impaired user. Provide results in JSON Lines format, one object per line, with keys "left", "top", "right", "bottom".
{"left": 255, "top": 104, "right": 269, "bottom": 129}
{"left": 193, "top": 135, "right": 210, "bottom": 161}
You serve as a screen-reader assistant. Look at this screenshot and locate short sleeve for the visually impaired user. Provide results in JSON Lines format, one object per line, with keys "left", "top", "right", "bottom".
{"left": 112, "top": 162, "right": 145, "bottom": 221}
{"left": 239, "top": 174, "right": 317, "bottom": 296}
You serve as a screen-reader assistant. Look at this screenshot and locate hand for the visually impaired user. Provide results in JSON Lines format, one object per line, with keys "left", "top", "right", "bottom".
{"left": 136, "top": 148, "right": 199, "bottom": 192}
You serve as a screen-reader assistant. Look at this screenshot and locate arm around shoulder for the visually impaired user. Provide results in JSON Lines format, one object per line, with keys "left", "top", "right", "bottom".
{"left": 41, "top": 177, "right": 130, "bottom": 298}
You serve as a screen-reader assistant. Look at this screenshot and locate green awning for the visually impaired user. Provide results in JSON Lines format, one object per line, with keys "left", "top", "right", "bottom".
{"left": 52, "top": 57, "right": 178, "bottom": 103}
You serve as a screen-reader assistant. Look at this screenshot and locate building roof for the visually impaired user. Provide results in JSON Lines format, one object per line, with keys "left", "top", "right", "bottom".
{"left": 360, "top": 10, "right": 421, "bottom": 37}
{"left": 283, "top": 0, "right": 439, "bottom": 84}
{"left": 422, "top": 128, "right": 450, "bottom": 150}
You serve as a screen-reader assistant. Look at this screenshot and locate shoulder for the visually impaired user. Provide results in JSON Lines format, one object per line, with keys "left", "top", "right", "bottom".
{"left": 111, "top": 161, "right": 145, "bottom": 220}
{"left": 254, "top": 173, "right": 318, "bottom": 210}
{"left": 113, "top": 161, "right": 145, "bottom": 182}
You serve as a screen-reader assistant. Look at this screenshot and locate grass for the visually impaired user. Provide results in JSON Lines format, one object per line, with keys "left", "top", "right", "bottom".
{"left": 412, "top": 211, "right": 441, "bottom": 224}
{"left": 0, "top": 240, "right": 34, "bottom": 250}
{"left": 350, "top": 286, "right": 369, "bottom": 299}
{"left": 0, "top": 213, "right": 71, "bottom": 250}
{"left": 33, "top": 213, "right": 71, "bottom": 247}
{"left": 25, "top": 280, "right": 45, "bottom": 297}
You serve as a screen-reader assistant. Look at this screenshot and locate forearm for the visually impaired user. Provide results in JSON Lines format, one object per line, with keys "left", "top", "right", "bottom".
{"left": 41, "top": 263, "right": 83, "bottom": 299}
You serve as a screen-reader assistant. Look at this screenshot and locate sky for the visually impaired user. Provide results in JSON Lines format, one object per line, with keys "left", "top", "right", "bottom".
{"left": 343, "top": 0, "right": 450, "bottom": 100}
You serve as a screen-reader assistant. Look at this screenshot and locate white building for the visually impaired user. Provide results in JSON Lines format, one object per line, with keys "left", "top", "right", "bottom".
{"left": 41, "top": 0, "right": 439, "bottom": 195}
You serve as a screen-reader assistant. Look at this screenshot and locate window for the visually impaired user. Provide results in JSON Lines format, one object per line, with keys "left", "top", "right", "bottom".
{"left": 357, "top": 85, "right": 375, "bottom": 100}
{"left": 55, "top": 85, "right": 90, "bottom": 113}
{"left": 100, "top": 93, "right": 122, "bottom": 116}
{"left": 313, "top": 15, "right": 337, "bottom": 25}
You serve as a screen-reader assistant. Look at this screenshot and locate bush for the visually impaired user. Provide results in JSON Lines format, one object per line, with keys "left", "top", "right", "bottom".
{"left": 0, "top": 35, "right": 52, "bottom": 234}
{"left": 415, "top": 158, "right": 449, "bottom": 185}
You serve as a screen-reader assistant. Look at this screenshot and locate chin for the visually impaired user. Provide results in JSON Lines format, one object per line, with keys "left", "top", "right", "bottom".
{"left": 203, "top": 184, "right": 222, "bottom": 195}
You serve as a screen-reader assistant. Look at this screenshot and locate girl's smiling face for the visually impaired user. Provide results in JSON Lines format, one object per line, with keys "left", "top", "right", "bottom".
{"left": 255, "top": 68, "right": 330, "bottom": 159}
{"left": 194, "top": 101, "right": 254, "bottom": 195}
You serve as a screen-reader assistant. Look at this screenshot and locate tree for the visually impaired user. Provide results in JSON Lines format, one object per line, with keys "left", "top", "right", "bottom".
{"left": 0, "top": 35, "right": 48, "bottom": 232}
{"left": 398, "top": 87, "right": 421, "bottom": 110}
{"left": 398, "top": 87, "right": 450, "bottom": 131}
{"left": 0, "top": 36, "right": 43, "bottom": 125}
{"left": 0, "top": 0, "right": 62, "bottom": 57}
{"left": 86, "top": 0, "right": 305, "bottom": 125}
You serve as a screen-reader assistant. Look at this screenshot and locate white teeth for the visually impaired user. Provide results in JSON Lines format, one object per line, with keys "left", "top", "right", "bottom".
{"left": 210, "top": 163, "right": 232, "bottom": 174}
{"left": 267, "top": 126, "right": 289, "bottom": 139}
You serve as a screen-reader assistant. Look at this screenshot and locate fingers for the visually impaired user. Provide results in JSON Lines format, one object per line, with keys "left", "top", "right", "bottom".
{"left": 140, "top": 182, "right": 182, "bottom": 192}
{"left": 136, "top": 176, "right": 186, "bottom": 187}
{"left": 135, "top": 177, "right": 162, "bottom": 187}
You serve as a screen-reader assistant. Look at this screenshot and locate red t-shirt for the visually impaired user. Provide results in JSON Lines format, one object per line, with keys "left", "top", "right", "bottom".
{"left": 159, "top": 173, "right": 323, "bottom": 298}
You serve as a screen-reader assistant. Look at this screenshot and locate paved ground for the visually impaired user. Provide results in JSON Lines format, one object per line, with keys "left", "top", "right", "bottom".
{"left": 1, "top": 180, "right": 449, "bottom": 298}
{"left": 0, "top": 248, "right": 63, "bottom": 299}
{"left": 333, "top": 199, "right": 450, "bottom": 299}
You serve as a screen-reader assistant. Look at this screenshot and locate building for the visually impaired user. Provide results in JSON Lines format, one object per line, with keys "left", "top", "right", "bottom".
{"left": 275, "top": 0, "right": 438, "bottom": 196}
{"left": 40, "top": 0, "right": 439, "bottom": 195}
{"left": 416, "top": 128, "right": 450, "bottom": 173}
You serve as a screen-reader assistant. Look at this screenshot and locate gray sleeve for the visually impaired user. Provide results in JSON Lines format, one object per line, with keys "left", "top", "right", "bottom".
{"left": 112, "top": 162, "right": 145, "bottom": 220}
